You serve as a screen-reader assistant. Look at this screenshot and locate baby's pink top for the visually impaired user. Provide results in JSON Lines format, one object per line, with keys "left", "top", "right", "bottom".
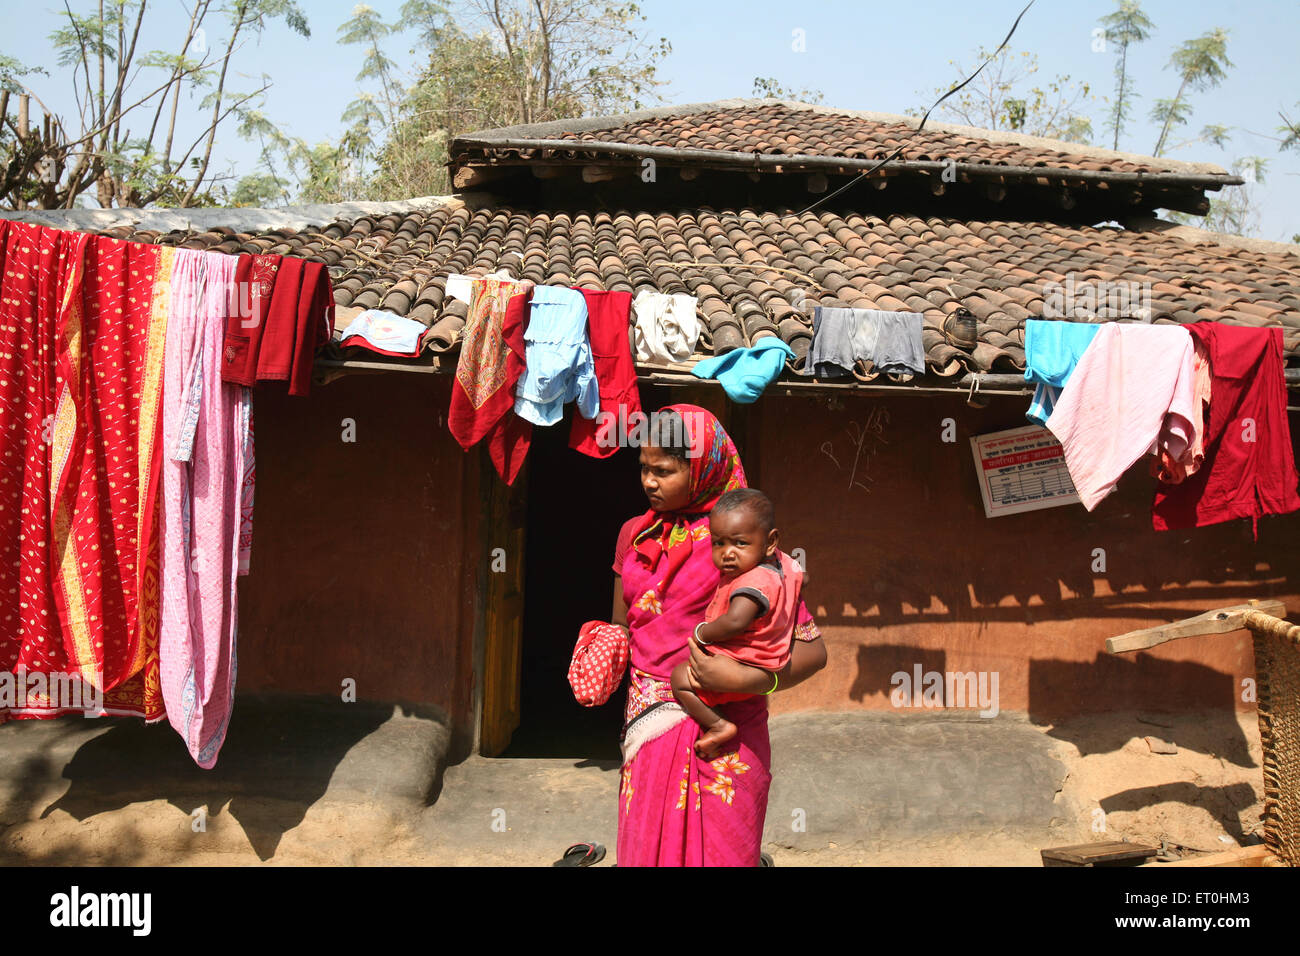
{"left": 703, "top": 550, "right": 803, "bottom": 672}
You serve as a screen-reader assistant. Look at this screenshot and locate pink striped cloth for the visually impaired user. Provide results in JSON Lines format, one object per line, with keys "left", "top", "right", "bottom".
{"left": 1046, "top": 323, "right": 1199, "bottom": 511}
{"left": 159, "top": 249, "right": 250, "bottom": 768}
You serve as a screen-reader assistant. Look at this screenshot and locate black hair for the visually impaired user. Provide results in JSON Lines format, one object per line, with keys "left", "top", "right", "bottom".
{"left": 712, "top": 488, "right": 776, "bottom": 536}
{"left": 649, "top": 409, "right": 692, "bottom": 462}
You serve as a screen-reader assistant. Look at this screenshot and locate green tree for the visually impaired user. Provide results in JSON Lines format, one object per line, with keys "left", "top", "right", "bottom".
{"left": 752, "top": 77, "right": 823, "bottom": 104}
{"left": 338, "top": 4, "right": 406, "bottom": 167}
{"left": 1, "top": 0, "right": 309, "bottom": 209}
{"left": 914, "top": 47, "right": 1094, "bottom": 143}
{"left": 1150, "top": 28, "right": 1232, "bottom": 157}
{"left": 234, "top": 0, "right": 667, "bottom": 203}
{"left": 1098, "top": 0, "right": 1154, "bottom": 150}
{"left": 1279, "top": 104, "right": 1300, "bottom": 152}
{"left": 345, "top": 0, "right": 668, "bottom": 199}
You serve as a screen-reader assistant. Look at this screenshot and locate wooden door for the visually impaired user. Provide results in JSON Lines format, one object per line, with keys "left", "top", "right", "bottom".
{"left": 479, "top": 452, "right": 528, "bottom": 756}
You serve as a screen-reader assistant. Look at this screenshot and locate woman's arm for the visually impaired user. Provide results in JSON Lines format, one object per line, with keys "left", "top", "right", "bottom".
{"left": 612, "top": 576, "right": 629, "bottom": 634}
{"left": 782, "top": 636, "right": 828, "bottom": 689}
{"left": 687, "top": 634, "right": 827, "bottom": 694}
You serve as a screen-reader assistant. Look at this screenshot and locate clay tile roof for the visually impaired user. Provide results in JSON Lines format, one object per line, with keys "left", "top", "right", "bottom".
{"left": 8, "top": 199, "right": 1298, "bottom": 386}
{"left": 451, "top": 99, "right": 1239, "bottom": 188}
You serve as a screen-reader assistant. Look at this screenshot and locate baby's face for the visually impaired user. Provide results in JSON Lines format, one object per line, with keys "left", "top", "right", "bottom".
{"left": 709, "top": 508, "right": 775, "bottom": 577}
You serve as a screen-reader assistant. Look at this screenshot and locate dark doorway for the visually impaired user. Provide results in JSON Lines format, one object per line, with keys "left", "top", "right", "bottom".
{"left": 499, "top": 401, "right": 649, "bottom": 759}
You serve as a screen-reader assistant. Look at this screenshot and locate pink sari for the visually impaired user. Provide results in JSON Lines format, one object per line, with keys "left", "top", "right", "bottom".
{"left": 615, "top": 405, "right": 815, "bottom": 866}
{"left": 159, "top": 249, "right": 250, "bottom": 768}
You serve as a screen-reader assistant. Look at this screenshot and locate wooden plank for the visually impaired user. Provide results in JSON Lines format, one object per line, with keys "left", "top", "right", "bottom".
{"left": 479, "top": 455, "right": 528, "bottom": 756}
{"left": 1143, "top": 845, "right": 1277, "bottom": 867}
{"left": 1041, "top": 841, "right": 1159, "bottom": 866}
{"left": 1105, "top": 600, "right": 1288, "bottom": 655}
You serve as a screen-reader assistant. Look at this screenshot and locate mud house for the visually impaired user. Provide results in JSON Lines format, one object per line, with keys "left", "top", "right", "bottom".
{"left": 12, "top": 100, "right": 1300, "bottom": 765}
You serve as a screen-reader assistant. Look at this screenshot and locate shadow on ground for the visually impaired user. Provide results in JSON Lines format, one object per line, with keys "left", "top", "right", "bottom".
{"left": 1, "top": 694, "right": 449, "bottom": 863}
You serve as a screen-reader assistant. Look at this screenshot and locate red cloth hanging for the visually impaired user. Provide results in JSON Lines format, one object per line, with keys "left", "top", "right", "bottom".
{"left": 569, "top": 289, "right": 640, "bottom": 458}
{"left": 221, "top": 256, "right": 332, "bottom": 396}
{"left": 1152, "top": 324, "right": 1300, "bottom": 536}
{"left": 448, "top": 278, "right": 534, "bottom": 484}
{"left": 0, "top": 221, "right": 170, "bottom": 720}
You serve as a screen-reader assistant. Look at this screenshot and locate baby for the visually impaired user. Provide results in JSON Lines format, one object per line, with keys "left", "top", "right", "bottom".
{"left": 671, "top": 488, "right": 804, "bottom": 760}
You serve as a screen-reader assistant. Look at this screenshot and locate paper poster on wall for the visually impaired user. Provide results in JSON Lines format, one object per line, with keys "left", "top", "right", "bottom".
{"left": 970, "top": 425, "right": 1080, "bottom": 518}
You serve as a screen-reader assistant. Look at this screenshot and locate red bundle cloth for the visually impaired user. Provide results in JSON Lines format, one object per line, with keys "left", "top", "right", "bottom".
{"left": 568, "top": 621, "right": 629, "bottom": 707}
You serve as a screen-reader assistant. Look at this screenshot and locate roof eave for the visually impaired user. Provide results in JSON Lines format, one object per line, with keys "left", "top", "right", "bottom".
{"left": 450, "top": 137, "right": 1242, "bottom": 189}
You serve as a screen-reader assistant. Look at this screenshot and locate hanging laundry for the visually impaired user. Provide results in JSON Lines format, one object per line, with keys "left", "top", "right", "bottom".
{"left": 1046, "top": 323, "right": 1200, "bottom": 511}
{"left": 221, "top": 255, "right": 334, "bottom": 396}
{"left": 870, "top": 310, "right": 926, "bottom": 378}
{"left": 514, "top": 284, "right": 599, "bottom": 427}
{"left": 1148, "top": 336, "right": 1212, "bottom": 485}
{"left": 449, "top": 277, "right": 534, "bottom": 485}
{"left": 690, "top": 336, "right": 796, "bottom": 403}
{"left": 569, "top": 289, "right": 641, "bottom": 458}
{"left": 159, "top": 248, "right": 250, "bottom": 769}
{"left": 804, "top": 308, "right": 926, "bottom": 379}
{"left": 804, "top": 306, "right": 859, "bottom": 378}
{"left": 445, "top": 269, "right": 517, "bottom": 306}
{"left": 338, "top": 309, "right": 426, "bottom": 358}
{"left": 1152, "top": 324, "right": 1299, "bottom": 536}
{"left": 632, "top": 289, "right": 701, "bottom": 364}
{"left": 0, "top": 221, "right": 171, "bottom": 722}
{"left": 1022, "top": 319, "right": 1101, "bottom": 426}
{"left": 445, "top": 273, "right": 475, "bottom": 305}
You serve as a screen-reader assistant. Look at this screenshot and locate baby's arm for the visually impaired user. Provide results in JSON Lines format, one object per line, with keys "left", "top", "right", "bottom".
{"left": 690, "top": 594, "right": 771, "bottom": 693}
{"left": 695, "top": 593, "right": 763, "bottom": 646}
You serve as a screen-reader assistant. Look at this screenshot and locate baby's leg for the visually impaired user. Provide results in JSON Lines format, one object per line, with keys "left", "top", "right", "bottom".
{"left": 670, "top": 662, "right": 738, "bottom": 760}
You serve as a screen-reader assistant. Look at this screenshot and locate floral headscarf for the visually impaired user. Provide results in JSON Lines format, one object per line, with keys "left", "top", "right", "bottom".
{"left": 628, "top": 404, "right": 747, "bottom": 598}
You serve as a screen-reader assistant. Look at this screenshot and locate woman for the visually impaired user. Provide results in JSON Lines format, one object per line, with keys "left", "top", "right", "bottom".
{"left": 609, "top": 404, "right": 827, "bottom": 866}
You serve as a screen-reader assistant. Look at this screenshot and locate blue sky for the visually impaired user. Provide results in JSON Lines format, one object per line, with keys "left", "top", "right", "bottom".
{"left": 9, "top": 0, "right": 1299, "bottom": 240}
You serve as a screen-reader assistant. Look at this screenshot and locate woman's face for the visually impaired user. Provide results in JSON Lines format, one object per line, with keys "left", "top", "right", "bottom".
{"left": 639, "top": 445, "right": 692, "bottom": 512}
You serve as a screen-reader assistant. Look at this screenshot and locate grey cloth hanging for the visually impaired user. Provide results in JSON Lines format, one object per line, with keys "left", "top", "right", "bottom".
{"left": 804, "top": 307, "right": 925, "bottom": 378}
{"left": 804, "top": 306, "right": 859, "bottom": 378}
{"left": 868, "top": 310, "right": 926, "bottom": 375}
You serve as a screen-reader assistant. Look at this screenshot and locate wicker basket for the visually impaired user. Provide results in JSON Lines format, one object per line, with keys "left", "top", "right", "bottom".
{"left": 1250, "top": 615, "right": 1300, "bottom": 866}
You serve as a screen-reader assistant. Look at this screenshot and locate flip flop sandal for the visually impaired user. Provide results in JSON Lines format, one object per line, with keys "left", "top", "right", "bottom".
{"left": 553, "top": 842, "right": 606, "bottom": 867}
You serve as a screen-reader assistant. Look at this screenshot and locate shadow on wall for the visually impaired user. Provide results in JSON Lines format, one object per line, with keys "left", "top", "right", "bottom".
{"left": 4, "top": 694, "right": 447, "bottom": 863}
{"left": 1028, "top": 655, "right": 1254, "bottom": 762}
{"left": 850, "top": 645, "right": 948, "bottom": 704}
{"left": 776, "top": 392, "right": 1300, "bottom": 629}
{"left": 806, "top": 494, "right": 1300, "bottom": 629}
{"left": 845, "top": 641, "right": 1254, "bottom": 762}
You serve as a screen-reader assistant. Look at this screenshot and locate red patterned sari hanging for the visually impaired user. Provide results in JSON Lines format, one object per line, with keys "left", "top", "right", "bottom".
{"left": 0, "top": 220, "right": 170, "bottom": 721}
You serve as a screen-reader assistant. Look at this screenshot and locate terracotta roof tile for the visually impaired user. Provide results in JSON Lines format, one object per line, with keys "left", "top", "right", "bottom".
{"left": 102, "top": 204, "right": 1300, "bottom": 381}
{"left": 452, "top": 102, "right": 1238, "bottom": 201}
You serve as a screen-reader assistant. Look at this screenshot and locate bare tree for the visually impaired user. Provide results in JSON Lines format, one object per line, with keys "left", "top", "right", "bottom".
{"left": 258, "top": 0, "right": 670, "bottom": 202}
{"left": 915, "top": 47, "right": 1094, "bottom": 143}
{"left": 0, "top": 0, "right": 309, "bottom": 209}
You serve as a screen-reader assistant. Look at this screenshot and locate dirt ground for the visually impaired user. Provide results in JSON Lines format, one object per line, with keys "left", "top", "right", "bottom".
{"left": 0, "top": 709, "right": 1268, "bottom": 866}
